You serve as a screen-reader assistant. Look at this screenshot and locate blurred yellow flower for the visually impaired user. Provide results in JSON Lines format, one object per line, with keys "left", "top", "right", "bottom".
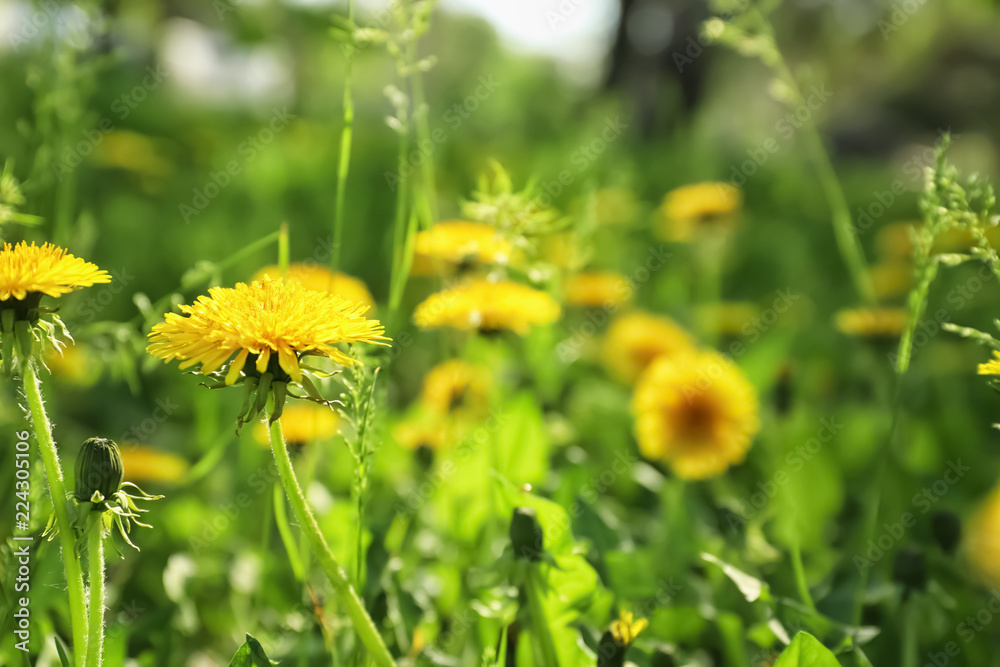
{"left": 610, "top": 610, "right": 648, "bottom": 647}
{"left": 603, "top": 311, "right": 696, "bottom": 384}
{"left": 868, "top": 261, "right": 914, "bottom": 300}
{"left": 834, "top": 307, "right": 908, "bottom": 338}
{"left": 657, "top": 182, "right": 741, "bottom": 242}
{"left": 632, "top": 349, "right": 759, "bottom": 480}
{"left": 413, "top": 279, "right": 560, "bottom": 335}
{"left": 968, "top": 484, "right": 1000, "bottom": 586}
{"left": 0, "top": 241, "right": 110, "bottom": 301}
{"left": 46, "top": 342, "right": 101, "bottom": 386}
{"left": 565, "top": 271, "right": 633, "bottom": 309}
{"left": 393, "top": 413, "right": 447, "bottom": 452}
{"left": 253, "top": 403, "right": 340, "bottom": 446}
{"left": 411, "top": 221, "right": 513, "bottom": 276}
{"left": 148, "top": 277, "right": 389, "bottom": 383}
{"left": 120, "top": 445, "right": 188, "bottom": 484}
{"left": 420, "top": 359, "right": 491, "bottom": 416}
{"left": 254, "top": 263, "right": 375, "bottom": 312}
{"left": 94, "top": 130, "right": 172, "bottom": 177}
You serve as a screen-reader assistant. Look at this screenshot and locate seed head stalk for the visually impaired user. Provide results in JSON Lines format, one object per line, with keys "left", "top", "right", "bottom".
{"left": 22, "top": 361, "right": 89, "bottom": 665}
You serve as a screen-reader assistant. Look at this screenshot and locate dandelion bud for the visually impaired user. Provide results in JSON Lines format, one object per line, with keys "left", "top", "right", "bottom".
{"left": 931, "top": 511, "right": 961, "bottom": 554}
{"left": 892, "top": 547, "right": 927, "bottom": 593}
{"left": 74, "top": 437, "right": 124, "bottom": 503}
{"left": 510, "top": 507, "right": 544, "bottom": 562}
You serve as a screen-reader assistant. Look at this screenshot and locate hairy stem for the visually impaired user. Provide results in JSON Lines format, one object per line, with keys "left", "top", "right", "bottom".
{"left": 23, "top": 361, "right": 89, "bottom": 665}
{"left": 86, "top": 515, "right": 106, "bottom": 667}
{"left": 269, "top": 419, "right": 395, "bottom": 667}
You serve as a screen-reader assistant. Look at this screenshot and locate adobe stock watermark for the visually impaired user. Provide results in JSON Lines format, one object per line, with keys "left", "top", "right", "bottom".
{"left": 853, "top": 459, "right": 970, "bottom": 575}
{"left": 887, "top": 262, "right": 994, "bottom": 368}
{"left": 51, "top": 65, "right": 171, "bottom": 182}
{"left": 683, "top": 289, "right": 801, "bottom": 404}
{"left": 180, "top": 107, "right": 296, "bottom": 223}
{"left": 393, "top": 408, "right": 509, "bottom": 517}
{"left": 75, "top": 267, "right": 135, "bottom": 323}
{"left": 729, "top": 85, "right": 833, "bottom": 187}
{"left": 671, "top": 0, "right": 752, "bottom": 72}
{"left": 878, "top": 0, "right": 929, "bottom": 39}
{"left": 557, "top": 244, "right": 673, "bottom": 363}
{"left": 727, "top": 416, "right": 844, "bottom": 531}
{"left": 854, "top": 139, "right": 947, "bottom": 236}
{"left": 385, "top": 75, "right": 502, "bottom": 192}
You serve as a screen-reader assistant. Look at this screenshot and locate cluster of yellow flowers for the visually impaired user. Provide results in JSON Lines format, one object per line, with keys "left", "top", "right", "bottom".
{"left": 601, "top": 310, "right": 760, "bottom": 480}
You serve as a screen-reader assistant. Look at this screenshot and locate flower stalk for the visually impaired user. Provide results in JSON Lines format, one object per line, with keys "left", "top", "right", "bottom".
{"left": 86, "top": 514, "right": 107, "bottom": 667}
{"left": 22, "top": 360, "right": 89, "bottom": 665}
{"left": 268, "top": 417, "right": 396, "bottom": 667}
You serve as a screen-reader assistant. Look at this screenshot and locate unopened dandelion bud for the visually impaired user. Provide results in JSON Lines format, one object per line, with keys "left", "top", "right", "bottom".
{"left": 510, "top": 507, "right": 544, "bottom": 562}
{"left": 75, "top": 438, "right": 124, "bottom": 504}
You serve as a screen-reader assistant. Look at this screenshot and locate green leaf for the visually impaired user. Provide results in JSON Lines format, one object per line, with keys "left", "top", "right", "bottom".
{"left": 54, "top": 636, "right": 72, "bottom": 667}
{"left": 228, "top": 633, "right": 277, "bottom": 667}
{"left": 701, "top": 552, "right": 771, "bottom": 602}
{"left": 773, "top": 632, "right": 841, "bottom": 667}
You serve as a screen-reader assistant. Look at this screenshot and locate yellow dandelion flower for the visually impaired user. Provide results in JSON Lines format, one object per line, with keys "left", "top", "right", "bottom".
{"left": 413, "top": 279, "right": 560, "bottom": 335}
{"left": 411, "top": 221, "right": 513, "bottom": 276}
{"left": 834, "top": 307, "right": 908, "bottom": 338}
{"left": 148, "top": 277, "right": 389, "bottom": 382}
{"left": 968, "top": 484, "right": 1000, "bottom": 586}
{"left": 252, "top": 403, "right": 340, "bottom": 447}
{"left": 631, "top": 349, "right": 760, "bottom": 480}
{"left": 254, "top": 263, "right": 375, "bottom": 311}
{"left": 0, "top": 241, "right": 110, "bottom": 301}
{"left": 657, "top": 182, "right": 741, "bottom": 242}
{"left": 120, "top": 445, "right": 189, "bottom": 484}
{"left": 610, "top": 610, "right": 649, "bottom": 647}
{"left": 420, "top": 359, "right": 491, "bottom": 415}
{"left": 602, "top": 311, "right": 696, "bottom": 384}
{"left": 565, "top": 271, "right": 633, "bottom": 309}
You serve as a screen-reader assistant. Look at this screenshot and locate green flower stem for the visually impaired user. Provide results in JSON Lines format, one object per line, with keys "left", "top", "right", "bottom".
{"left": 525, "top": 567, "right": 560, "bottom": 667}
{"left": 86, "top": 515, "right": 106, "bottom": 667}
{"left": 331, "top": 0, "right": 356, "bottom": 273}
{"left": 268, "top": 419, "right": 396, "bottom": 667}
{"left": 22, "top": 361, "right": 89, "bottom": 665}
